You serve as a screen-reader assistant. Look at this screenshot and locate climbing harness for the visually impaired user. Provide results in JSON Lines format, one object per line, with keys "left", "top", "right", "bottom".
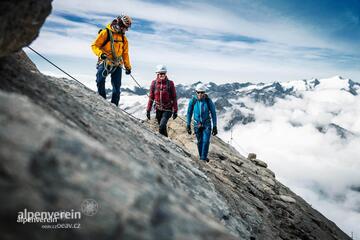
{"left": 99, "top": 29, "right": 123, "bottom": 78}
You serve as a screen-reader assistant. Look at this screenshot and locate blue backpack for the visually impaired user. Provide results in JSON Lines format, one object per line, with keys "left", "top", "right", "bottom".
{"left": 190, "top": 95, "right": 211, "bottom": 112}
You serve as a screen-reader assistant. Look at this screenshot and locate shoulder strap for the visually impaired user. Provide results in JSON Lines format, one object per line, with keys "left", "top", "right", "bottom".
{"left": 192, "top": 97, "right": 211, "bottom": 114}
{"left": 152, "top": 79, "right": 172, "bottom": 96}
{"left": 100, "top": 28, "right": 110, "bottom": 48}
{"left": 152, "top": 80, "right": 156, "bottom": 94}
{"left": 205, "top": 96, "right": 211, "bottom": 110}
{"left": 205, "top": 97, "right": 213, "bottom": 121}
{"left": 108, "top": 30, "right": 121, "bottom": 62}
{"left": 167, "top": 79, "right": 172, "bottom": 97}
{"left": 191, "top": 97, "right": 197, "bottom": 111}
{"left": 121, "top": 34, "right": 125, "bottom": 51}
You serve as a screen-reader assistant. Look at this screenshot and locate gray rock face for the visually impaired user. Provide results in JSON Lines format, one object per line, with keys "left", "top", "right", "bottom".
{"left": 0, "top": 51, "right": 352, "bottom": 240}
{"left": 0, "top": 0, "right": 52, "bottom": 57}
{"left": 0, "top": 53, "right": 237, "bottom": 240}
{"left": 0, "top": 1, "right": 352, "bottom": 238}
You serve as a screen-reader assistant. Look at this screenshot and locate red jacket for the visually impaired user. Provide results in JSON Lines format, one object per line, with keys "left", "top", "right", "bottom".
{"left": 147, "top": 77, "right": 178, "bottom": 112}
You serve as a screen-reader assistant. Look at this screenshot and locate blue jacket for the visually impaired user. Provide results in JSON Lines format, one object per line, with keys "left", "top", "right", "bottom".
{"left": 187, "top": 95, "right": 217, "bottom": 127}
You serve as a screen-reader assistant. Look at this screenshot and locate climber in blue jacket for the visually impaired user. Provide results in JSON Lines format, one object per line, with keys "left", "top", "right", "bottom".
{"left": 186, "top": 85, "right": 217, "bottom": 162}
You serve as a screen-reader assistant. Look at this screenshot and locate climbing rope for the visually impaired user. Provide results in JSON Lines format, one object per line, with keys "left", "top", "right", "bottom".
{"left": 101, "top": 60, "right": 117, "bottom": 78}
{"left": 101, "top": 29, "right": 121, "bottom": 78}
{"left": 120, "top": 65, "right": 188, "bottom": 125}
{"left": 231, "top": 138, "right": 249, "bottom": 156}
{"left": 227, "top": 123, "right": 250, "bottom": 156}
{"left": 27, "top": 46, "right": 88, "bottom": 89}
{"left": 27, "top": 46, "right": 249, "bottom": 156}
{"left": 26, "top": 46, "right": 143, "bottom": 123}
{"left": 122, "top": 66, "right": 249, "bottom": 155}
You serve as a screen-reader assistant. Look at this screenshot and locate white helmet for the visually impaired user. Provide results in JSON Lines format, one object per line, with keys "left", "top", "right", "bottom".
{"left": 156, "top": 64, "right": 167, "bottom": 73}
{"left": 195, "top": 85, "right": 206, "bottom": 92}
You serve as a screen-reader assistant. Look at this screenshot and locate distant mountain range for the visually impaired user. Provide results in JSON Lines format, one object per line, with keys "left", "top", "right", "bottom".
{"left": 119, "top": 76, "right": 360, "bottom": 140}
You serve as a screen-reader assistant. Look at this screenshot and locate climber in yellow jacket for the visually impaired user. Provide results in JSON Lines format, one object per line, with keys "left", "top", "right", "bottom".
{"left": 91, "top": 15, "right": 132, "bottom": 106}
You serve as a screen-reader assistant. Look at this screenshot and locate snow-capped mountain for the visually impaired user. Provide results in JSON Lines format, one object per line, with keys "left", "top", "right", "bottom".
{"left": 119, "top": 75, "right": 360, "bottom": 140}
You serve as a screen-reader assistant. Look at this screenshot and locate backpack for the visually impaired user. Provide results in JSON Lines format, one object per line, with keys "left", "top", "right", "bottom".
{"left": 151, "top": 79, "right": 173, "bottom": 98}
{"left": 190, "top": 95, "right": 211, "bottom": 113}
{"left": 98, "top": 28, "right": 124, "bottom": 48}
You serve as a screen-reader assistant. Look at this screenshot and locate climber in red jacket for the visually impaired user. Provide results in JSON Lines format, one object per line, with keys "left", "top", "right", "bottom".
{"left": 146, "top": 65, "right": 178, "bottom": 137}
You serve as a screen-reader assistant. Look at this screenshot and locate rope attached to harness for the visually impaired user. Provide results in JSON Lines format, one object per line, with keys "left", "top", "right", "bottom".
{"left": 100, "top": 29, "right": 123, "bottom": 78}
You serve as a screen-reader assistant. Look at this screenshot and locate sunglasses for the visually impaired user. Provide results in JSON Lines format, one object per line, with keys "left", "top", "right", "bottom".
{"left": 113, "top": 25, "right": 128, "bottom": 33}
{"left": 196, "top": 91, "right": 205, "bottom": 94}
{"left": 158, "top": 73, "right": 166, "bottom": 76}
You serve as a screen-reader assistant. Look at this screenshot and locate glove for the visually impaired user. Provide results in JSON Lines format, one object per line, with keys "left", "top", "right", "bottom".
{"left": 125, "top": 68, "right": 131, "bottom": 75}
{"left": 146, "top": 111, "right": 150, "bottom": 120}
{"left": 186, "top": 125, "right": 191, "bottom": 135}
{"left": 173, "top": 112, "right": 177, "bottom": 120}
{"left": 212, "top": 126, "right": 218, "bottom": 136}
{"left": 100, "top": 53, "right": 107, "bottom": 60}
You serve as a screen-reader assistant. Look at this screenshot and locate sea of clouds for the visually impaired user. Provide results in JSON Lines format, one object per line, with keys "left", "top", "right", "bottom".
{"left": 219, "top": 78, "right": 360, "bottom": 238}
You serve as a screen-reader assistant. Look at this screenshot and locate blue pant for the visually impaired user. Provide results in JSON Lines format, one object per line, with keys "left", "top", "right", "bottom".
{"left": 194, "top": 124, "right": 212, "bottom": 161}
{"left": 96, "top": 62, "right": 122, "bottom": 106}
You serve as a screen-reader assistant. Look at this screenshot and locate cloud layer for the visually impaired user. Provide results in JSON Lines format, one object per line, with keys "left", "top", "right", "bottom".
{"left": 218, "top": 78, "right": 360, "bottom": 237}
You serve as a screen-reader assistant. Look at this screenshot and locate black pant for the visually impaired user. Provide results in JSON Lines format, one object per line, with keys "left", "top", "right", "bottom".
{"left": 156, "top": 110, "right": 172, "bottom": 137}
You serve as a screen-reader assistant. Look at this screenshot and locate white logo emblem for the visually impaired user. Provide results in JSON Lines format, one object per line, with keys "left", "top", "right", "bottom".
{"left": 80, "top": 199, "right": 98, "bottom": 216}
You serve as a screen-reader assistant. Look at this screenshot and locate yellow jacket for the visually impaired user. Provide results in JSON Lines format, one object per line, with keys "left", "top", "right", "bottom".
{"left": 91, "top": 24, "right": 131, "bottom": 70}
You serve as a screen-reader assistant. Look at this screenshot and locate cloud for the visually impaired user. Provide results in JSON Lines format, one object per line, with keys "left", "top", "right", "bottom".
{"left": 52, "top": 0, "right": 357, "bottom": 51}
{"left": 293, "top": 185, "right": 360, "bottom": 238}
{"left": 218, "top": 83, "right": 360, "bottom": 237}
{"left": 27, "top": 0, "right": 360, "bottom": 85}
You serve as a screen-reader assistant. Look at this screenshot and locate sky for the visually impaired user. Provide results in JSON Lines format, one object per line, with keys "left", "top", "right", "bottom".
{"left": 27, "top": 0, "right": 360, "bottom": 87}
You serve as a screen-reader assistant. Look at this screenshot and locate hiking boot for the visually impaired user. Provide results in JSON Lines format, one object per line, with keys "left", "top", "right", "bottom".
{"left": 200, "top": 158, "right": 210, "bottom": 163}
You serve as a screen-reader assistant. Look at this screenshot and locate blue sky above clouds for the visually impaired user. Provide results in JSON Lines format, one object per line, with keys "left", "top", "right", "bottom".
{"left": 27, "top": 0, "right": 360, "bottom": 87}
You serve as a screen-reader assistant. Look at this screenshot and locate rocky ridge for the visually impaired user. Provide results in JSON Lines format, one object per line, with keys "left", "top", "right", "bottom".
{"left": 0, "top": 1, "right": 351, "bottom": 240}
{"left": 0, "top": 0, "right": 52, "bottom": 57}
{"left": 0, "top": 51, "right": 351, "bottom": 240}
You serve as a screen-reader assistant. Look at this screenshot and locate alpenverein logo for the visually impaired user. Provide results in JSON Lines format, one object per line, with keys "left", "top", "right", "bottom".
{"left": 17, "top": 208, "right": 81, "bottom": 224}
{"left": 80, "top": 199, "right": 99, "bottom": 216}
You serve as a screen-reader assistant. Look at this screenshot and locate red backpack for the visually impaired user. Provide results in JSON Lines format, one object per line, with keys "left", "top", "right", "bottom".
{"left": 151, "top": 79, "right": 173, "bottom": 97}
